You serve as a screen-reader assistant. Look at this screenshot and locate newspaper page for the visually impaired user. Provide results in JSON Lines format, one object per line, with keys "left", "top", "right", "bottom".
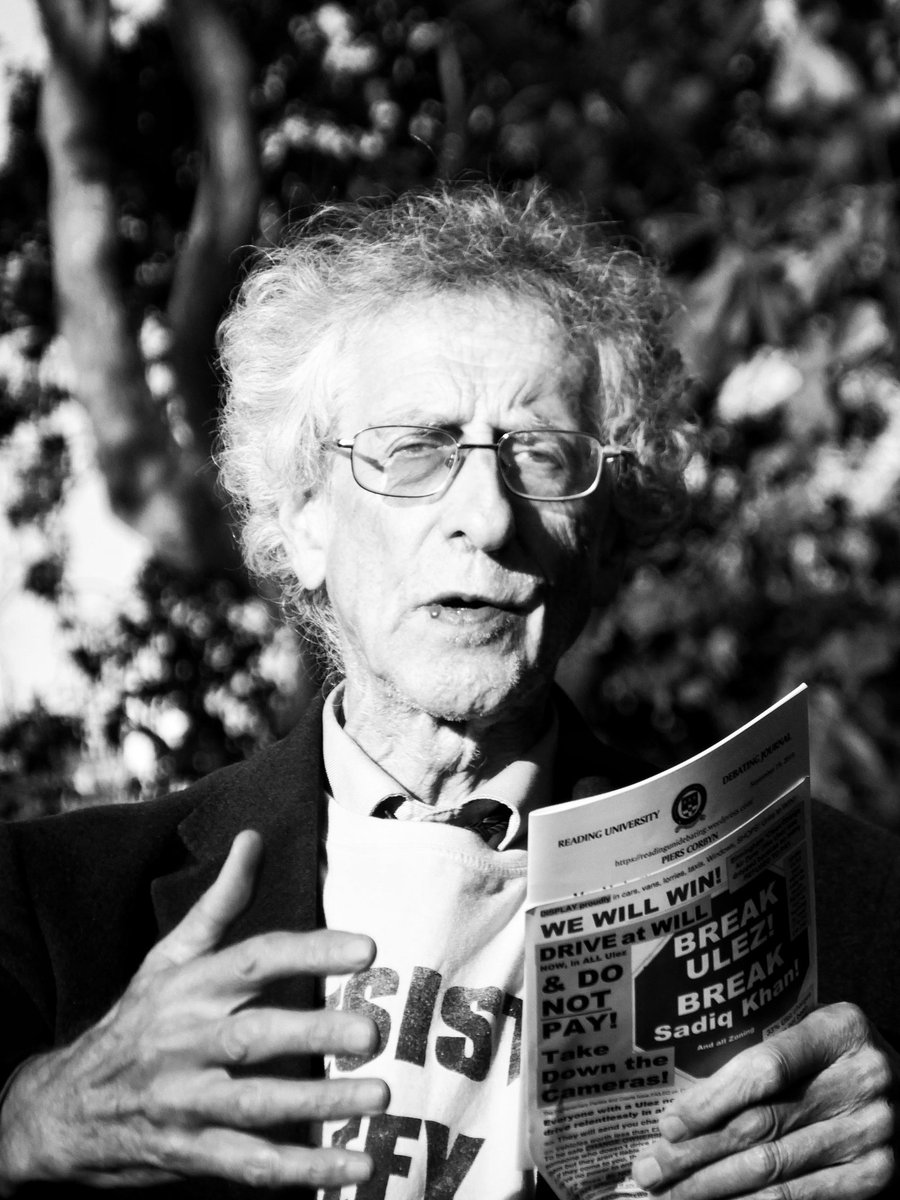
{"left": 523, "top": 685, "right": 815, "bottom": 1199}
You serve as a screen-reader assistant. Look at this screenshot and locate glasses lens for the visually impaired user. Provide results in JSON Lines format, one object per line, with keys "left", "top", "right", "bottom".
{"left": 499, "top": 430, "right": 602, "bottom": 499}
{"left": 352, "top": 426, "right": 457, "bottom": 496}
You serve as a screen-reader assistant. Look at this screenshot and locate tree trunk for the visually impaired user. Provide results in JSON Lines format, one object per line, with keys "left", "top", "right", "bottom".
{"left": 36, "top": 0, "right": 260, "bottom": 576}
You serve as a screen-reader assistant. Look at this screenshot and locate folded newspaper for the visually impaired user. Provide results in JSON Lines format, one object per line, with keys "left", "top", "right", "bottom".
{"left": 523, "top": 685, "right": 815, "bottom": 1199}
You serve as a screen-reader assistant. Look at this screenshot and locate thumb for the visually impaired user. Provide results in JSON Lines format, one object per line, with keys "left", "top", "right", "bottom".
{"left": 143, "top": 829, "right": 263, "bottom": 971}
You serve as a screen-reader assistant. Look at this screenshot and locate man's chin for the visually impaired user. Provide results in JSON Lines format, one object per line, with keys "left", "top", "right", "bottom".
{"left": 395, "top": 661, "right": 549, "bottom": 726}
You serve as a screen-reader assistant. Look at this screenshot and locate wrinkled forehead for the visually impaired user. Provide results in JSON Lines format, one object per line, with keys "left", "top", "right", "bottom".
{"left": 321, "top": 287, "right": 606, "bottom": 433}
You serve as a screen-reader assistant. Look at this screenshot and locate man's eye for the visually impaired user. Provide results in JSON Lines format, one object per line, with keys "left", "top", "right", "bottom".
{"left": 512, "top": 440, "right": 564, "bottom": 467}
{"left": 385, "top": 436, "right": 445, "bottom": 459}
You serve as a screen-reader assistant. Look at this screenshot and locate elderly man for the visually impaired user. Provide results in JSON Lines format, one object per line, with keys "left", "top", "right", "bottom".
{"left": 0, "top": 185, "right": 897, "bottom": 1199}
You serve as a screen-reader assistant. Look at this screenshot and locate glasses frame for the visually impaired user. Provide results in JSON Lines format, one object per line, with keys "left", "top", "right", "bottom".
{"left": 322, "top": 424, "right": 632, "bottom": 501}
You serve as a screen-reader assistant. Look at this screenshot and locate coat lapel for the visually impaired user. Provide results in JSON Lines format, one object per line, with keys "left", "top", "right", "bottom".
{"left": 150, "top": 696, "right": 326, "bottom": 981}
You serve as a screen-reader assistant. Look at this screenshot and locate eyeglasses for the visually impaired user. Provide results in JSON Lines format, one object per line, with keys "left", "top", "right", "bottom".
{"left": 322, "top": 425, "right": 630, "bottom": 501}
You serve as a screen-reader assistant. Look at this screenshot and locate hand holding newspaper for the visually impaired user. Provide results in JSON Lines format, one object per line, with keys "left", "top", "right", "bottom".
{"left": 523, "top": 686, "right": 814, "bottom": 1199}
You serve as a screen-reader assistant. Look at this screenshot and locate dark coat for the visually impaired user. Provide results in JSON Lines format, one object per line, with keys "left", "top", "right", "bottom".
{"left": 1, "top": 692, "right": 899, "bottom": 1197}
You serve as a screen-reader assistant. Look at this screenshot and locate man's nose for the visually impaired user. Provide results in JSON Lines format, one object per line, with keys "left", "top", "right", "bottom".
{"left": 438, "top": 445, "right": 516, "bottom": 551}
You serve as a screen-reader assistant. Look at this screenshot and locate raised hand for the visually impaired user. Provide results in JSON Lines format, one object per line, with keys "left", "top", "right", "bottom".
{"left": 0, "top": 830, "right": 388, "bottom": 1191}
{"left": 631, "top": 1003, "right": 896, "bottom": 1199}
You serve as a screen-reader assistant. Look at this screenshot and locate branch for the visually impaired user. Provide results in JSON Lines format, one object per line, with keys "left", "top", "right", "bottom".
{"left": 436, "top": 25, "right": 468, "bottom": 179}
{"left": 35, "top": 0, "right": 241, "bottom": 574}
{"left": 37, "top": 0, "right": 111, "bottom": 76}
{"left": 165, "top": 0, "right": 261, "bottom": 459}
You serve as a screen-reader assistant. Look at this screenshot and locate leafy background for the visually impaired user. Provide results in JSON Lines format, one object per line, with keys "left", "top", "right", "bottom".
{"left": 1, "top": 0, "right": 899, "bottom": 828}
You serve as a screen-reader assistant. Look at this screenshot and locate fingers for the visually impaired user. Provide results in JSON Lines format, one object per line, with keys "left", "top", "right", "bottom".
{"left": 5, "top": 988, "right": 386, "bottom": 1187}
{"left": 142, "top": 828, "right": 376, "bottom": 1002}
{"left": 75, "top": 1128, "right": 376, "bottom": 1191}
{"left": 160, "top": 1006, "right": 380, "bottom": 1065}
{"left": 632, "top": 1102, "right": 893, "bottom": 1198}
{"left": 633, "top": 1154, "right": 892, "bottom": 1200}
{"left": 630, "top": 1004, "right": 897, "bottom": 1199}
{"left": 162, "top": 1127, "right": 376, "bottom": 1191}
{"left": 146, "top": 830, "right": 264, "bottom": 970}
{"left": 148, "top": 1072, "right": 390, "bottom": 1130}
{"left": 657, "top": 1005, "right": 877, "bottom": 1142}
{"left": 167, "top": 928, "right": 376, "bottom": 1006}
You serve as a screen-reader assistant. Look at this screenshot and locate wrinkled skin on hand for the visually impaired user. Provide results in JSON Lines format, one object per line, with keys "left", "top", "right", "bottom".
{"left": 0, "top": 830, "right": 389, "bottom": 1191}
{"left": 631, "top": 1003, "right": 896, "bottom": 1199}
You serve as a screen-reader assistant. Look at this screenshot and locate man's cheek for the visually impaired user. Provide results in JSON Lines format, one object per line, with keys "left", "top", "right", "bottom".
{"left": 530, "top": 505, "right": 595, "bottom": 562}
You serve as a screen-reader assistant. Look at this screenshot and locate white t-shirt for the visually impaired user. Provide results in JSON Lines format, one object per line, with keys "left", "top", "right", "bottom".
{"left": 317, "top": 688, "right": 555, "bottom": 1200}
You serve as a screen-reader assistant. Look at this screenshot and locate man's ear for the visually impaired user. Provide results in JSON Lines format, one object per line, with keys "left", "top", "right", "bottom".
{"left": 279, "top": 491, "right": 329, "bottom": 590}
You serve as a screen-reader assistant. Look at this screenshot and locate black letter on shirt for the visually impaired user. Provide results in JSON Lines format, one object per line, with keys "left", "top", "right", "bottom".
{"left": 423, "top": 1119, "right": 484, "bottom": 1199}
{"left": 396, "top": 965, "right": 443, "bottom": 1067}
{"left": 504, "top": 993, "right": 523, "bottom": 1083}
{"left": 436, "top": 986, "right": 503, "bottom": 1081}
{"left": 358, "top": 1114, "right": 422, "bottom": 1200}
{"left": 336, "top": 967, "right": 399, "bottom": 1068}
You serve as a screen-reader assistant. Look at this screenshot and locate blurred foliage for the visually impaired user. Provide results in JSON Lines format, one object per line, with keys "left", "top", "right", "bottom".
{"left": 1, "top": 0, "right": 900, "bottom": 826}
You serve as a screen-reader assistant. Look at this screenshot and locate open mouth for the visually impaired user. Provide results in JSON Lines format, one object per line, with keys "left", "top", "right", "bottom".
{"left": 442, "top": 596, "right": 491, "bottom": 608}
{"left": 425, "top": 594, "right": 529, "bottom": 620}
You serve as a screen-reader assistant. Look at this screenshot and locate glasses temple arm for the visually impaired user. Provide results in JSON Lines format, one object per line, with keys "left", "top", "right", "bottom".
{"left": 602, "top": 445, "right": 635, "bottom": 462}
